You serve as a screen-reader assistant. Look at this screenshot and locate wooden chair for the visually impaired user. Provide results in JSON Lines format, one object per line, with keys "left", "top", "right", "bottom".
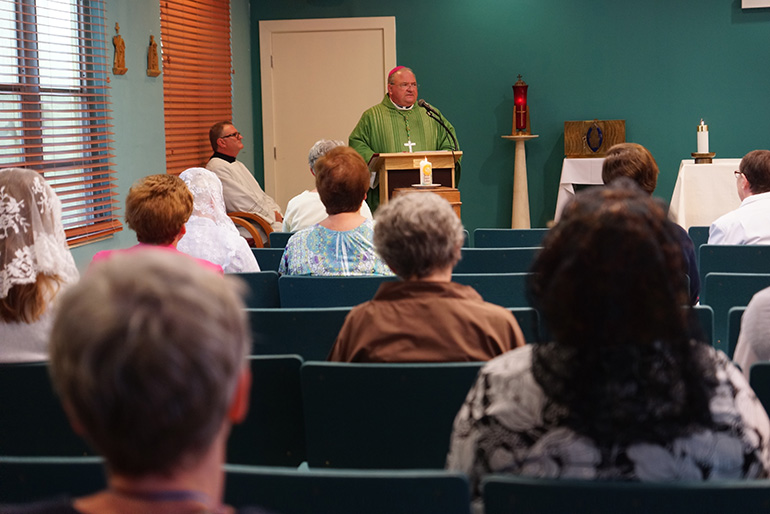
{"left": 727, "top": 306, "right": 746, "bottom": 361}
{"left": 688, "top": 225, "right": 709, "bottom": 266}
{"left": 268, "top": 231, "right": 294, "bottom": 248}
{"left": 0, "top": 456, "right": 105, "bottom": 504}
{"left": 700, "top": 273, "right": 770, "bottom": 353}
{"left": 228, "top": 211, "right": 274, "bottom": 248}
{"left": 750, "top": 362, "right": 770, "bottom": 414}
{"left": 250, "top": 247, "right": 284, "bottom": 272}
{"left": 227, "top": 355, "right": 305, "bottom": 466}
{"left": 246, "top": 307, "right": 350, "bottom": 360}
{"left": 698, "top": 244, "right": 770, "bottom": 287}
{"left": 300, "top": 361, "right": 483, "bottom": 469}
{"left": 453, "top": 247, "right": 540, "bottom": 274}
{"left": 0, "top": 362, "right": 93, "bottom": 457}
{"left": 278, "top": 275, "right": 398, "bottom": 307}
{"left": 228, "top": 271, "right": 280, "bottom": 308}
{"left": 453, "top": 272, "right": 531, "bottom": 308}
{"left": 224, "top": 465, "right": 471, "bottom": 514}
{"left": 473, "top": 228, "right": 549, "bottom": 248}
{"left": 482, "top": 474, "right": 770, "bottom": 514}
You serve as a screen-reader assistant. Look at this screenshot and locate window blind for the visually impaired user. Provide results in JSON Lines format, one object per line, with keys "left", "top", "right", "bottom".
{"left": 160, "top": 0, "right": 232, "bottom": 174}
{"left": 0, "top": 0, "right": 121, "bottom": 247}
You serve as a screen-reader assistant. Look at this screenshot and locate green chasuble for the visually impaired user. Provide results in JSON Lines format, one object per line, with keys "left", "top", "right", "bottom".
{"left": 349, "top": 94, "right": 461, "bottom": 211}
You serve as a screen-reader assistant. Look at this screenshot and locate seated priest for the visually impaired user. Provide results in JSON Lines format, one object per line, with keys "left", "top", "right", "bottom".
{"left": 207, "top": 120, "right": 283, "bottom": 244}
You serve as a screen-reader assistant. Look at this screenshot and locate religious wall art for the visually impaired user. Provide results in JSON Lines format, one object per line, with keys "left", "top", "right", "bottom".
{"left": 147, "top": 35, "right": 161, "bottom": 77}
{"left": 112, "top": 23, "right": 127, "bottom": 75}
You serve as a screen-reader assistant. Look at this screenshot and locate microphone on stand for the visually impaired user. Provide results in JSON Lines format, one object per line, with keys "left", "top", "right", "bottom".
{"left": 417, "top": 99, "right": 437, "bottom": 113}
{"left": 418, "top": 99, "right": 458, "bottom": 151}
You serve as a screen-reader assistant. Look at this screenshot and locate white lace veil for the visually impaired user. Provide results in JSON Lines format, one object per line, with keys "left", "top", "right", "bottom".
{"left": 0, "top": 168, "right": 80, "bottom": 299}
{"left": 177, "top": 168, "right": 259, "bottom": 273}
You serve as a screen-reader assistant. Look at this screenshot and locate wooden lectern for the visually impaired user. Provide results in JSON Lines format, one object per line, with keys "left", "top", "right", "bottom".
{"left": 368, "top": 151, "right": 463, "bottom": 205}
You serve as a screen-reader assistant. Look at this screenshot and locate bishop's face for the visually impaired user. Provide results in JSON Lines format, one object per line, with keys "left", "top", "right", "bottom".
{"left": 387, "top": 70, "right": 418, "bottom": 108}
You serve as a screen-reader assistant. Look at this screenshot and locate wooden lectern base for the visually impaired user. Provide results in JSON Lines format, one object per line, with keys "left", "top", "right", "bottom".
{"left": 392, "top": 186, "right": 461, "bottom": 219}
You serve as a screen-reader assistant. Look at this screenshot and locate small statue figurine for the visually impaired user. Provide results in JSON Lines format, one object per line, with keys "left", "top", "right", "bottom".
{"left": 147, "top": 35, "right": 161, "bottom": 77}
{"left": 112, "top": 23, "right": 127, "bottom": 75}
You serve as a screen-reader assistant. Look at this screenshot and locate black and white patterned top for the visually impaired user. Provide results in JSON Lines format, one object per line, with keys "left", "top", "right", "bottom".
{"left": 446, "top": 344, "right": 770, "bottom": 500}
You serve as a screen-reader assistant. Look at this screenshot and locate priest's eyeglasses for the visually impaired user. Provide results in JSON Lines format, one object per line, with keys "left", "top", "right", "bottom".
{"left": 395, "top": 82, "right": 419, "bottom": 89}
{"left": 221, "top": 131, "right": 242, "bottom": 139}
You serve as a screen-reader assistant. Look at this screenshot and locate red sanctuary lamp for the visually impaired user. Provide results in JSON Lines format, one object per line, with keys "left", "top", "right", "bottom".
{"left": 512, "top": 75, "right": 531, "bottom": 135}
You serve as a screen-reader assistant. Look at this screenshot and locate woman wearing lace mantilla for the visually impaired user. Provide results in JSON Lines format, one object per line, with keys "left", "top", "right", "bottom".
{"left": 0, "top": 168, "right": 79, "bottom": 362}
{"left": 176, "top": 168, "right": 260, "bottom": 273}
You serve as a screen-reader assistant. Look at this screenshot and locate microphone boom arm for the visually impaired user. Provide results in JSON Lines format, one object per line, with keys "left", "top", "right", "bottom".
{"left": 425, "top": 109, "right": 458, "bottom": 152}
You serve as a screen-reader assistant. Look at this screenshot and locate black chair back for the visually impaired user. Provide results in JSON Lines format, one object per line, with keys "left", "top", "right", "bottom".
{"left": 0, "top": 362, "right": 92, "bottom": 456}
{"left": 300, "top": 361, "right": 482, "bottom": 469}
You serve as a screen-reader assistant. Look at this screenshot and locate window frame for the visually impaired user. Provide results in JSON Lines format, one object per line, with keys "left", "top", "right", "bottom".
{"left": 0, "top": 0, "right": 121, "bottom": 247}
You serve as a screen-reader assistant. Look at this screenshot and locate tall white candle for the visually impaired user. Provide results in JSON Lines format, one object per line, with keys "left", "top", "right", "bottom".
{"left": 697, "top": 119, "right": 709, "bottom": 154}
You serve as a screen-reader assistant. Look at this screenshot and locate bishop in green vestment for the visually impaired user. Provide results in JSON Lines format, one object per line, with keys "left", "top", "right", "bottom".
{"left": 349, "top": 66, "right": 460, "bottom": 211}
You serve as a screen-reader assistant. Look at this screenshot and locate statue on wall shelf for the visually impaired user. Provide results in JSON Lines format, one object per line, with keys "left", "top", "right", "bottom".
{"left": 147, "top": 35, "right": 161, "bottom": 77}
{"left": 112, "top": 23, "right": 127, "bottom": 75}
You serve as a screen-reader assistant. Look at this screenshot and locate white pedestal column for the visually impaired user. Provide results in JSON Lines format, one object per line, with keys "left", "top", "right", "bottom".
{"left": 502, "top": 134, "right": 538, "bottom": 228}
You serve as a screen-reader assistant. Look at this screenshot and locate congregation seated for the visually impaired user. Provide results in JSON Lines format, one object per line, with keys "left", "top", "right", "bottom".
{"left": 1, "top": 251, "right": 265, "bottom": 514}
{"left": 177, "top": 167, "right": 260, "bottom": 273}
{"left": 328, "top": 192, "right": 525, "bottom": 362}
{"left": 601, "top": 142, "right": 699, "bottom": 304}
{"left": 279, "top": 146, "right": 392, "bottom": 276}
{"left": 446, "top": 182, "right": 770, "bottom": 509}
{"left": 92, "top": 174, "right": 222, "bottom": 273}
{"left": 0, "top": 168, "right": 79, "bottom": 363}
{"left": 282, "top": 139, "right": 373, "bottom": 232}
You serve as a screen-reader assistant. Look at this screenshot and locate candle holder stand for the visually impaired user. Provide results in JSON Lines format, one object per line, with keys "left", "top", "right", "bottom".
{"left": 691, "top": 152, "right": 715, "bottom": 164}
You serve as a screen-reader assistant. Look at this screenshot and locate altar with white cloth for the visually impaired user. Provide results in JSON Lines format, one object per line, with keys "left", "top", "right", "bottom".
{"left": 669, "top": 159, "right": 742, "bottom": 230}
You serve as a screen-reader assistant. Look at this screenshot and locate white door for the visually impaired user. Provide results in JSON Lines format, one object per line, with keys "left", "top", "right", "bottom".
{"left": 259, "top": 17, "right": 396, "bottom": 210}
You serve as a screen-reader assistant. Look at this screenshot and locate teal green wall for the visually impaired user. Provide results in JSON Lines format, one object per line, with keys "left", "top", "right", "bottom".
{"left": 70, "top": 0, "right": 254, "bottom": 270}
{"left": 250, "top": 1, "right": 770, "bottom": 232}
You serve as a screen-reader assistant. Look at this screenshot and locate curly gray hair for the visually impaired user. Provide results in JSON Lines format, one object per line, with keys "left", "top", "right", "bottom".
{"left": 374, "top": 192, "right": 464, "bottom": 279}
{"left": 308, "top": 139, "right": 346, "bottom": 171}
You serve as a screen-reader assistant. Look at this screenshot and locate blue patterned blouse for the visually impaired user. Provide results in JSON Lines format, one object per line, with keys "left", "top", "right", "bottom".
{"left": 278, "top": 219, "right": 393, "bottom": 276}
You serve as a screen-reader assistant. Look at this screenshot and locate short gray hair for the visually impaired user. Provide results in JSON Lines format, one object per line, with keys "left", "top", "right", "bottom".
{"left": 308, "top": 139, "right": 345, "bottom": 171}
{"left": 49, "top": 250, "right": 250, "bottom": 476}
{"left": 374, "top": 193, "right": 464, "bottom": 279}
